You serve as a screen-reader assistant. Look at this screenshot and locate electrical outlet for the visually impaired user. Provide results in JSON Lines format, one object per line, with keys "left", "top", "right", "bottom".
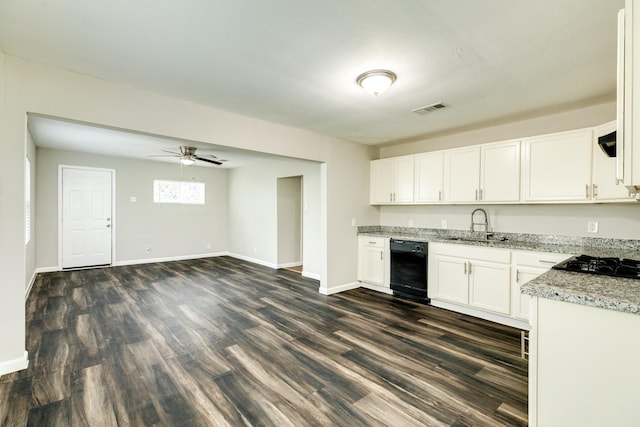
{"left": 206, "top": 243, "right": 211, "bottom": 250}
{"left": 441, "top": 220, "right": 448, "bottom": 229}
{"left": 587, "top": 221, "right": 599, "bottom": 234}
{"left": 408, "top": 219, "right": 414, "bottom": 227}
{"left": 351, "top": 218, "right": 357, "bottom": 227}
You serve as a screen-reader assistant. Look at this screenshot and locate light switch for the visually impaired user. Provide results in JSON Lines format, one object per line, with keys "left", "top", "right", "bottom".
{"left": 130, "top": 196, "right": 137, "bottom": 202}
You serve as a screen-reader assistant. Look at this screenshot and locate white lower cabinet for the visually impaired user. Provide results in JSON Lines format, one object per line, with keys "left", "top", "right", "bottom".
{"left": 430, "top": 243, "right": 572, "bottom": 327}
{"left": 430, "top": 243, "right": 511, "bottom": 317}
{"left": 511, "top": 251, "right": 572, "bottom": 322}
{"left": 529, "top": 297, "right": 640, "bottom": 427}
{"left": 357, "top": 236, "right": 389, "bottom": 287}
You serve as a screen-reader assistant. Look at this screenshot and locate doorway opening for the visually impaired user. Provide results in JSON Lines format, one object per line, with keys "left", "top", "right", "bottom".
{"left": 277, "top": 176, "right": 303, "bottom": 273}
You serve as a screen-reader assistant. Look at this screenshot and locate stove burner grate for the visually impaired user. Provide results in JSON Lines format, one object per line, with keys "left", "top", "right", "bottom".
{"left": 553, "top": 255, "right": 640, "bottom": 279}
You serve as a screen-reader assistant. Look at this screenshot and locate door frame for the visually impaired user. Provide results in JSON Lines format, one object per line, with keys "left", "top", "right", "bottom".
{"left": 57, "top": 165, "right": 117, "bottom": 269}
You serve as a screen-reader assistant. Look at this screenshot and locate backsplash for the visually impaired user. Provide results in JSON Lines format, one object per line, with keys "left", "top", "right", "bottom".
{"left": 358, "top": 225, "right": 640, "bottom": 251}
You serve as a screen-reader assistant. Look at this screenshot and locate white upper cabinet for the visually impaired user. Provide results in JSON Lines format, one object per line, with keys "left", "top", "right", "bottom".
{"left": 593, "top": 121, "right": 634, "bottom": 201}
{"left": 523, "top": 129, "right": 593, "bottom": 202}
{"left": 445, "top": 140, "right": 521, "bottom": 203}
{"left": 618, "top": 2, "right": 640, "bottom": 194}
{"left": 414, "top": 152, "right": 444, "bottom": 203}
{"left": 370, "top": 156, "right": 414, "bottom": 204}
{"left": 444, "top": 147, "right": 481, "bottom": 202}
{"left": 481, "top": 140, "right": 521, "bottom": 202}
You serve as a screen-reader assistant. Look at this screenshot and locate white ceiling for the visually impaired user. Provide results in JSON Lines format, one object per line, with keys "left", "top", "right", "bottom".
{"left": 28, "top": 115, "right": 283, "bottom": 168}
{"left": 0, "top": 0, "right": 625, "bottom": 154}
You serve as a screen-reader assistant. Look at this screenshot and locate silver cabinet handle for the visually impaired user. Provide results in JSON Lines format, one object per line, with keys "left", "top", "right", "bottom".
{"left": 593, "top": 184, "right": 598, "bottom": 198}
{"left": 468, "top": 262, "right": 472, "bottom": 274}
{"left": 464, "top": 262, "right": 467, "bottom": 275}
{"left": 106, "top": 224, "right": 111, "bottom": 228}
{"left": 380, "top": 251, "right": 383, "bottom": 261}
{"left": 538, "top": 260, "right": 558, "bottom": 264}
{"left": 585, "top": 184, "right": 591, "bottom": 198}
{"left": 438, "top": 190, "right": 442, "bottom": 201}
{"left": 390, "top": 192, "right": 393, "bottom": 202}
{"left": 475, "top": 189, "right": 478, "bottom": 201}
{"left": 516, "top": 269, "right": 520, "bottom": 283}
{"left": 479, "top": 189, "right": 483, "bottom": 200}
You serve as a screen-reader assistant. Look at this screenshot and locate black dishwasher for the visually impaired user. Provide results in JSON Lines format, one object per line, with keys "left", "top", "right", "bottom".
{"left": 390, "top": 239, "right": 429, "bottom": 304}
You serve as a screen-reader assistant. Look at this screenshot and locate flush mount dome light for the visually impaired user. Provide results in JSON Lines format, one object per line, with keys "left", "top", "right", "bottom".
{"left": 180, "top": 157, "right": 195, "bottom": 166}
{"left": 356, "top": 69, "right": 397, "bottom": 96}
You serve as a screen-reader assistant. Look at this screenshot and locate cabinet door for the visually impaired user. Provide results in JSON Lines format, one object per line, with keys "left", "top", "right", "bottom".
{"left": 359, "top": 246, "right": 386, "bottom": 285}
{"left": 415, "top": 152, "right": 444, "bottom": 203}
{"left": 512, "top": 266, "right": 547, "bottom": 321}
{"left": 445, "top": 147, "right": 481, "bottom": 202}
{"left": 481, "top": 141, "right": 521, "bottom": 202}
{"left": 469, "top": 260, "right": 511, "bottom": 315}
{"left": 523, "top": 129, "right": 593, "bottom": 201}
{"left": 433, "top": 255, "right": 469, "bottom": 304}
{"left": 592, "top": 122, "right": 632, "bottom": 201}
{"left": 393, "top": 156, "right": 415, "bottom": 203}
{"left": 370, "top": 159, "right": 394, "bottom": 204}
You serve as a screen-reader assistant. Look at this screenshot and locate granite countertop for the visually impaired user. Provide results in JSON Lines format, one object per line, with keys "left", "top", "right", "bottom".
{"left": 359, "top": 226, "right": 640, "bottom": 315}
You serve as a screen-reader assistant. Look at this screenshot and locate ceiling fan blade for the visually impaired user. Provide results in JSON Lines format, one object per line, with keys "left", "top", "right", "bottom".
{"left": 147, "top": 154, "right": 180, "bottom": 157}
{"left": 162, "top": 149, "right": 182, "bottom": 155}
{"left": 195, "top": 156, "right": 222, "bottom": 165}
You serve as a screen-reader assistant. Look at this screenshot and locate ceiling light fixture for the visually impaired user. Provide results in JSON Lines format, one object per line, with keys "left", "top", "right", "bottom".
{"left": 356, "top": 69, "right": 397, "bottom": 96}
{"left": 180, "top": 157, "right": 195, "bottom": 166}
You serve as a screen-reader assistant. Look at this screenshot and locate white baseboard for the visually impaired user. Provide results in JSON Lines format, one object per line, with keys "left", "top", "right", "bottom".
{"left": 430, "top": 299, "right": 531, "bottom": 330}
{"left": 276, "top": 261, "right": 301, "bottom": 269}
{"left": 226, "top": 253, "right": 278, "bottom": 269}
{"left": 113, "top": 252, "right": 228, "bottom": 267}
{"left": 302, "top": 271, "right": 321, "bottom": 281}
{"left": 26, "top": 267, "right": 62, "bottom": 299}
{"left": 37, "top": 266, "right": 61, "bottom": 273}
{"left": 319, "top": 281, "right": 360, "bottom": 295}
{"left": 0, "top": 351, "right": 28, "bottom": 376}
{"left": 359, "top": 282, "right": 393, "bottom": 295}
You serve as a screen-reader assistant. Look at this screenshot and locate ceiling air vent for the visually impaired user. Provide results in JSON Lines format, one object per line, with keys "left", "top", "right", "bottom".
{"left": 412, "top": 102, "right": 447, "bottom": 115}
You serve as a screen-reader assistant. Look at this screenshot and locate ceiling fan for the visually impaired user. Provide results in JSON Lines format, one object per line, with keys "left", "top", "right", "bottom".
{"left": 148, "top": 145, "right": 225, "bottom": 166}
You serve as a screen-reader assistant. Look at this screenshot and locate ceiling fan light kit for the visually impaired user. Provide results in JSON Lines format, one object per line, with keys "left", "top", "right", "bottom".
{"left": 147, "top": 145, "right": 223, "bottom": 166}
{"left": 356, "top": 69, "right": 397, "bottom": 96}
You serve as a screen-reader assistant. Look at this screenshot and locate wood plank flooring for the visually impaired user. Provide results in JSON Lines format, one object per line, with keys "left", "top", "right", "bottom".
{"left": 1, "top": 256, "right": 528, "bottom": 426}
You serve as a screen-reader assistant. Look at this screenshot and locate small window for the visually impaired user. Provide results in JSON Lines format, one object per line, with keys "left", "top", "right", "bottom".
{"left": 153, "top": 180, "right": 205, "bottom": 204}
{"left": 25, "top": 157, "right": 31, "bottom": 245}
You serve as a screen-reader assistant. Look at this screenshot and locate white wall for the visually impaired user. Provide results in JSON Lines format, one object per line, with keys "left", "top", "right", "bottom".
{"left": 0, "top": 49, "right": 28, "bottom": 373}
{"left": 380, "top": 203, "right": 640, "bottom": 240}
{"left": 380, "top": 102, "right": 616, "bottom": 157}
{"left": 228, "top": 158, "right": 322, "bottom": 278}
{"left": 377, "top": 101, "right": 640, "bottom": 240}
{"left": 0, "top": 53, "right": 378, "bottom": 373}
{"left": 36, "top": 148, "right": 229, "bottom": 267}
{"left": 277, "top": 176, "right": 302, "bottom": 268}
{"left": 25, "top": 128, "right": 36, "bottom": 294}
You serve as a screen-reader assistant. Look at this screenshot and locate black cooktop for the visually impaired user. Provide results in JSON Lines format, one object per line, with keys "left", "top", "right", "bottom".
{"left": 553, "top": 255, "right": 640, "bottom": 279}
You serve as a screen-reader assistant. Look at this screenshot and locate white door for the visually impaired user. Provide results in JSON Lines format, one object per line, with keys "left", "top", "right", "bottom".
{"left": 370, "top": 159, "right": 394, "bottom": 204}
{"left": 445, "top": 147, "right": 480, "bottom": 202}
{"left": 481, "top": 141, "right": 521, "bottom": 202}
{"left": 433, "top": 255, "right": 469, "bottom": 304}
{"left": 392, "top": 156, "right": 415, "bottom": 203}
{"left": 414, "top": 152, "right": 444, "bottom": 203}
{"left": 62, "top": 167, "right": 113, "bottom": 268}
{"left": 468, "top": 260, "right": 511, "bottom": 315}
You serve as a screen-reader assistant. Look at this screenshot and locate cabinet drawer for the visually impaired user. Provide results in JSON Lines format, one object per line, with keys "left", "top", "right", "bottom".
{"left": 513, "top": 251, "right": 572, "bottom": 268}
{"left": 430, "top": 243, "right": 511, "bottom": 264}
{"left": 359, "top": 236, "right": 388, "bottom": 248}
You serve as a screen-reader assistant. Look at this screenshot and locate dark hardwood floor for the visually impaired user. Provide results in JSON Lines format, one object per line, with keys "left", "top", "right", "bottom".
{"left": 1, "top": 256, "right": 527, "bottom": 426}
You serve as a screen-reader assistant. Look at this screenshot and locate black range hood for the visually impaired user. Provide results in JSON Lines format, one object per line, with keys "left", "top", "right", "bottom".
{"left": 598, "top": 130, "right": 617, "bottom": 157}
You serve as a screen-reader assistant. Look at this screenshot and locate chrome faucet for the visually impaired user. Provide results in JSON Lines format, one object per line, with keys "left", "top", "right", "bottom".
{"left": 470, "top": 208, "right": 491, "bottom": 240}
